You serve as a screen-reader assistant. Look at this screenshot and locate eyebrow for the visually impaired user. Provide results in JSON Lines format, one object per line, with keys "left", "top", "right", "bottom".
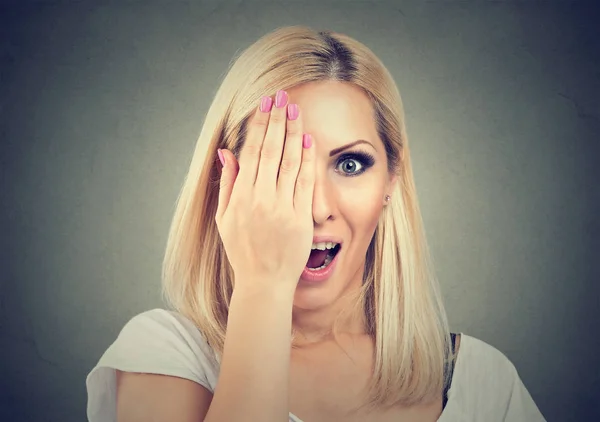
{"left": 329, "top": 140, "right": 376, "bottom": 157}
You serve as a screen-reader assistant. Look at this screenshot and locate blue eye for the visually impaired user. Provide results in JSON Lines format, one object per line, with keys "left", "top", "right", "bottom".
{"left": 335, "top": 151, "right": 375, "bottom": 177}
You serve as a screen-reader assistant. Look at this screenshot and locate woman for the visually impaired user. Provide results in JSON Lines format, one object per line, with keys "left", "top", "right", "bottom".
{"left": 86, "top": 26, "right": 546, "bottom": 421}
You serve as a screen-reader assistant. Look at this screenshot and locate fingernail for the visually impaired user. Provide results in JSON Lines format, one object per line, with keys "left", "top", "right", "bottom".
{"left": 260, "top": 96, "right": 273, "bottom": 113}
{"left": 275, "top": 90, "right": 288, "bottom": 108}
{"left": 287, "top": 103, "right": 299, "bottom": 120}
{"left": 302, "top": 134, "right": 312, "bottom": 149}
{"left": 217, "top": 149, "right": 226, "bottom": 167}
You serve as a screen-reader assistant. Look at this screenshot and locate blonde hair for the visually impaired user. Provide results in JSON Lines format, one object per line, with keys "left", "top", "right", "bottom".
{"left": 162, "top": 25, "right": 454, "bottom": 410}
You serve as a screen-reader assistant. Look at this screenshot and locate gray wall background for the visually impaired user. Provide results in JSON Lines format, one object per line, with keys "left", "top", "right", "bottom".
{"left": 1, "top": 0, "right": 598, "bottom": 421}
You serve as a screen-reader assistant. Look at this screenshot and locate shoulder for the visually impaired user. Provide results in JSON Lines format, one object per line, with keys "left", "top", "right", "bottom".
{"left": 107, "top": 309, "right": 217, "bottom": 363}
{"left": 122, "top": 307, "right": 198, "bottom": 331}
{"left": 453, "top": 334, "right": 519, "bottom": 394}
{"left": 102, "top": 308, "right": 219, "bottom": 376}
{"left": 445, "top": 334, "right": 546, "bottom": 421}
{"left": 447, "top": 335, "right": 514, "bottom": 409}
{"left": 86, "top": 309, "right": 220, "bottom": 420}
{"left": 117, "top": 308, "right": 212, "bottom": 349}
{"left": 458, "top": 334, "right": 517, "bottom": 373}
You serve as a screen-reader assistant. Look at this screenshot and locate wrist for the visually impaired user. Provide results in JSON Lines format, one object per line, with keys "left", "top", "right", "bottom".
{"left": 231, "top": 279, "right": 297, "bottom": 303}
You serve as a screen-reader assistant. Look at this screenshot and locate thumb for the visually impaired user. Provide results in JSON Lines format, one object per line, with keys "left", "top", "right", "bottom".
{"left": 215, "top": 148, "right": 239, "bottom": 222}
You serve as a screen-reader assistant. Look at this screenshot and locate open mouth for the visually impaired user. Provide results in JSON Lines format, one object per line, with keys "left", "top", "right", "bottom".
{"left": 306, "top": 244, "right": 341, "bottom": 271}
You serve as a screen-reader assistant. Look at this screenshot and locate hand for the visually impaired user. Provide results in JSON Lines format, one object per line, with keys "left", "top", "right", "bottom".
{"left": 215, "top": 90, "right": 315, "bottom": 290}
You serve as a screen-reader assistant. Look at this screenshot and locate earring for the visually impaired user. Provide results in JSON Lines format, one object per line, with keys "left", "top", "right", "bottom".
{"left": 385, "top": 195, "right": 391, "bottom": 202}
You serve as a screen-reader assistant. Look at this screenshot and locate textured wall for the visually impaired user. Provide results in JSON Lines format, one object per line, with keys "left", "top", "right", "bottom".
{"left": 1, "top": 1, "right": 598, "bottom": 421}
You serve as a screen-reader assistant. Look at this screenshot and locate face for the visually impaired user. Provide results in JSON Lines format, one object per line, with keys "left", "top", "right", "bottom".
{"left": 286, "top": 80, "right": 397, "bottom": 311}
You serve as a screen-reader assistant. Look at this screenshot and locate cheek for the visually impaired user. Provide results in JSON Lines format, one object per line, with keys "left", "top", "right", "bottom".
{"left": 336, "top": 180, "right": 385, "bottom": 234}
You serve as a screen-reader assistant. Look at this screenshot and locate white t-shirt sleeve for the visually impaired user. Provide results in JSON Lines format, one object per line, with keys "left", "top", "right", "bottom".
{"left": 447, "top": 335, "right": 546, "bottom": 422}
{"left": 85, "top": 309, "right": 219, "bottom": 422}
{"left": 502, "top": 361, "right": 546, "bottom": 421}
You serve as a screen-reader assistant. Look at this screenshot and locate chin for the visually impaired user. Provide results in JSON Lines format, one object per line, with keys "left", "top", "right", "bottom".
{"left": 293, "top": 258, "right": 366, "bottom": 312}
{"left": 292, "top": 284, "right": 337, "bottom": 311}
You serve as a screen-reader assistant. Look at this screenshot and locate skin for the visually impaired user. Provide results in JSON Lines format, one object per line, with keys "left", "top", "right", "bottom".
{"left": 287, "top": 81, "right": 397, "bottom": 345}
{"left": 115, "top": 81, "right": 461, "bottom": 422}
{"left": 283, "top": 81, "right": 445, "bottom": 421}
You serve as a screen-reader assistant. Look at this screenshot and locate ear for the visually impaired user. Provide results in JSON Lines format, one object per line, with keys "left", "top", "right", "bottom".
{"left": 387, "top": 173, "right": 398, "bottom": 193}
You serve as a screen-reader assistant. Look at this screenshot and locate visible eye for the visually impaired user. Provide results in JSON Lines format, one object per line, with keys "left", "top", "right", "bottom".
{"left": 334, "top": 151, "right": 375, "bottom": 177}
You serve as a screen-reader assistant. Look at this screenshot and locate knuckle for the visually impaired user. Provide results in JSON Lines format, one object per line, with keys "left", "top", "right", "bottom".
{"left": 219, "top": 180, "right": 230, "bottom": 192}
{"left": 301, "top": 156, "right": 314, "bottom": 167}
{"left": 250, "top": 111, "right": 269, "bottom": 127}
{"left": 273, "top": 205, "right": 291, "bottom": 222}
{"left": 251, "top": 198, "right": 272, "bottom": 216}
{"left": 252, "top": 117, "right": 269, "bottom": 129}
{"left": 260, "top": 146, "right": 280, "bottom": 161}
{"left": 269, "top": 111, "right": 285, "bottom": 124}
{"left": 219, "top": 176, "right": 230, "bottom": 189}
{"left": 295, "top": 175, "right": 311, "bottom": 191}
{"left": 286, "top": 122, "right": 300, "bottom": 137}
{"left": 243, "top": 143, "right": 261, "bottom": 157}
{"left": 279, "top": 157, "right": 298, "bottom": 173}
{"left": 302, "top": 148, "right": 315, "bottom": 163}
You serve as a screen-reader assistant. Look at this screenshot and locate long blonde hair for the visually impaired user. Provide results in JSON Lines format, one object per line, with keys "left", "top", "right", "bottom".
{"left": 162, "top": 25, "right": 454, "bottom": 409}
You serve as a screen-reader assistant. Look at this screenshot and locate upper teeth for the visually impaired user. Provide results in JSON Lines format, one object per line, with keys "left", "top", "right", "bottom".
{"left": 311, "top": 242, "right": 339, "bottom": 250}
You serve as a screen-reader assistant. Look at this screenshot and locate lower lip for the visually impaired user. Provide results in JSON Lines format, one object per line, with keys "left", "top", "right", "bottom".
{"left": 300, "top": 248, "right": 341, "bottom": 283}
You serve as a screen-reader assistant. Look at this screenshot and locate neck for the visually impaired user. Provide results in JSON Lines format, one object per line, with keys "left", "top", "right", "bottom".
{"left": 291, "top": 267, "right": 368, "bottom": 346}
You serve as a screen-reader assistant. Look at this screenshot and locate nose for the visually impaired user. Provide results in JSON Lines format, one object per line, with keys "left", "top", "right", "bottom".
{"left": 312, "top": 171, "right": 335, "bottom": 225}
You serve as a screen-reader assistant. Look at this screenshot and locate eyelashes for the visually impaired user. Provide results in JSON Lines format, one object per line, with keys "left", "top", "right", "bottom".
{"left": 334, "top": 150, "right": 376, "bottom": 177}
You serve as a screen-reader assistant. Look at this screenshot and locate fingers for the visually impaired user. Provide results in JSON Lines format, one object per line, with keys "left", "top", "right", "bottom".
{"left": 277, "top": 102, "right": 303, "bottom": 203}
{"left": 215, "top": 149, "right": 239, "bottom": 224}
{"left": 231, "top": 90, "right": 313, "bottom": 220}
{"left": 254, "top": 90, "right": 289, "bottom": 196}
{"left": 236, "top": 96, "right": 273, "bottom": 192}
{"left": 294, "top": 134, "right": 316, "bottom": 216}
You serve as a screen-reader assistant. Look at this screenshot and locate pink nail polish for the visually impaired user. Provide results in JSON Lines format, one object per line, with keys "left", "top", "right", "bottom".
{"left": 260, "top": 96, "right": 273, "bottom": 113}
{"left": 217, "top": 149, "right": 225, "bottom": 167}
{"left": 287, "top": 104, "right": 299, "bottom": 120}
{"left": 275, "top": 90, "right": 288, "bottom": 108}
{"left": 302, "top": 134, "right": 312, "bottom": 149}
